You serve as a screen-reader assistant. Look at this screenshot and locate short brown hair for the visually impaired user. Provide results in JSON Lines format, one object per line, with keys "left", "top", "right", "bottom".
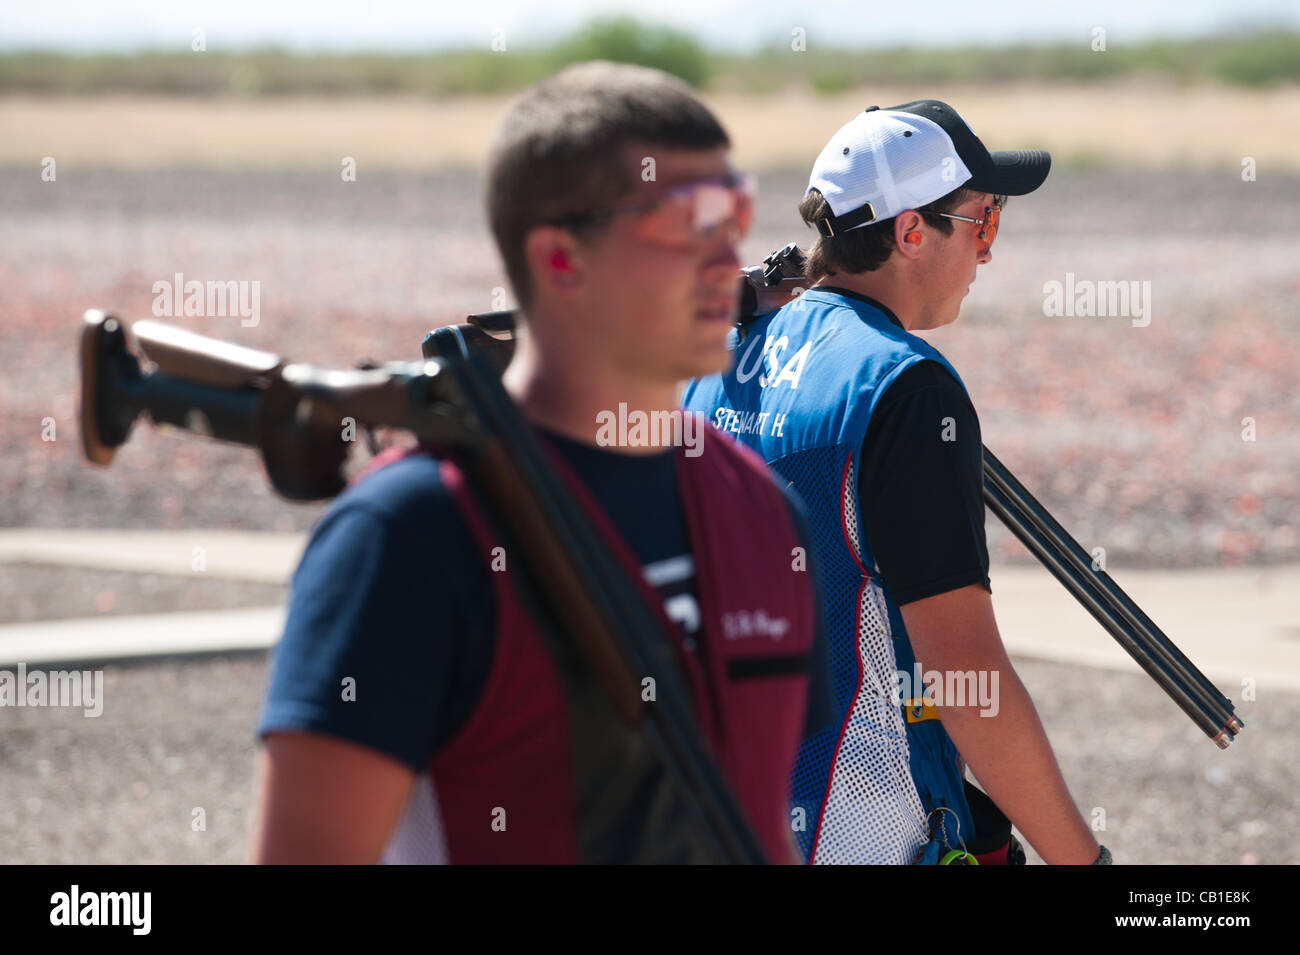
{"left": 485, "top": 61, "right": 729, "bottom": 308}
{"left": 799, "top": 186, "right": 982, "bottom": 283}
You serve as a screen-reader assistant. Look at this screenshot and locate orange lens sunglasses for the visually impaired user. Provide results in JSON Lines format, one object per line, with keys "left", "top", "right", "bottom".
{"left": 931, "top": 196, "right": 1004, "bottom": 247}
{"left": 554, "top": 172, "right": 755, "bottom": 248}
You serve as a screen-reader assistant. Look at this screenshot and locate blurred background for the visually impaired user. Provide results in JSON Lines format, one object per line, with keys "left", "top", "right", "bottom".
{"left": 1, "top": 0, "right": 1297, "bottom": 864}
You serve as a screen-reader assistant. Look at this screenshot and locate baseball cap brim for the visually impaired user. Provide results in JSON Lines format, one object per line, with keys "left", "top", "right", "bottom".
{"left": 971, "top": 148, "right": 1051, "bottom": 196}
{"left": 886, "top": 100, "right": 1052, "bottom": 198}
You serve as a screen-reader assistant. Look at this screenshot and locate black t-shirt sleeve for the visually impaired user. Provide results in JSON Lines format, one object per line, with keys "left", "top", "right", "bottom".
{"left": 856, "top": 360, "right": 991, "bottom": 606}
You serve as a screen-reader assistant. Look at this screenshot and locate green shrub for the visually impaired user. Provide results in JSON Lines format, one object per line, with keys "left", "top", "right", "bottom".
{"left": 545, "top": 17, "right": 711, "bottom": 87}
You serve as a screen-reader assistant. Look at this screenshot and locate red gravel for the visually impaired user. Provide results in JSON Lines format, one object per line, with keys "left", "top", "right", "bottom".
{"left": 2, "top": 166, "right": 1297, "bottom": 568}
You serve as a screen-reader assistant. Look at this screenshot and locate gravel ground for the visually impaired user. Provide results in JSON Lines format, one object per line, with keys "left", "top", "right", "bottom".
{"left": 1, "top": 162, "right": 1294, "bottom": 866}
{"left": 0, "top": 563, "right": 285, "bottom": 625}
{"left": 2, "top": 165, "right": 1298, "bottom": 567}
{"left": 0, "top": 651, "right": 1287, "bottom": 864}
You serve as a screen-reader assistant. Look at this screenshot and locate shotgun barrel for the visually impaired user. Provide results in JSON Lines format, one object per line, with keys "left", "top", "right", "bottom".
{"left": 424, "top": 325, "right": 768, "bottom": 863}
{"left": 469, "top": 305, "right": 1244, "bottom": 748}
{"left": 982, "top": 448, "right": 1242, "bottom": 747}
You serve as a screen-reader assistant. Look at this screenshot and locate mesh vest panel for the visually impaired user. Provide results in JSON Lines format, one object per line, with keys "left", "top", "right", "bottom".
{"left": 772, "top": 445, "right": 928, "bottom": 864}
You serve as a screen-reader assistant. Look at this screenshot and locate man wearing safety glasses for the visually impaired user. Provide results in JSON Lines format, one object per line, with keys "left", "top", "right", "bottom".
{"left": 254, "top": 61, "right": 831, "bottom": 863}
{"left": 685, "top": 101, "right": 1105, "bottom": 865}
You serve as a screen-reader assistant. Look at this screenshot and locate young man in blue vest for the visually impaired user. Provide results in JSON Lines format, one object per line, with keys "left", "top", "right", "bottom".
{"left": 684, "top": 101, "right": 1107, "bottom": 865}
{"left": 251, "top": 62, "right": 831, "bottom": 864}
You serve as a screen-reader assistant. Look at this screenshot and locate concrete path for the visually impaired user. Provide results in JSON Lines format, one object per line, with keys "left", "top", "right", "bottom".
{"left": 0, "top": 529, "right": 305, "bottom": 583}
{"left": 0, "top": 606, "right": 284, "bottom": 666}
{"left": 991, "top": 562, "right": 1300, "bottom": 692}
{"left": 1, "top": 530, "right": 1296, "bottom": 692}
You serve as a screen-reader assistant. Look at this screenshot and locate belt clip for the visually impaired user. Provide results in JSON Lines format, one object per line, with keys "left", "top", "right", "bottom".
{"left": 927, "top": 806, "right": 978, "bottom": 866}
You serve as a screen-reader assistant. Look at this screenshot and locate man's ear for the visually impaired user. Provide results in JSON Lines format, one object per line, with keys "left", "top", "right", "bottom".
{"left": 893, "top": 211, "right": 925, "bottom": 259}
{"left": 523, "top": 225, "right": 583, "bottom": 299}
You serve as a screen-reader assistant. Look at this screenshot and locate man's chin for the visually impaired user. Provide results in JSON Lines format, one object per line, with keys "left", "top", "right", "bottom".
{"left": 937, "top": 303, "right": 965, "bottom": 329}
{"left": 688, "top": 355, "right": 732, "bottom": 381}
{"left": 668, "top": 347, "right": 727, "bottom": 383}
{"left": 695, "top": 327, "right": 737, "bottom": 375}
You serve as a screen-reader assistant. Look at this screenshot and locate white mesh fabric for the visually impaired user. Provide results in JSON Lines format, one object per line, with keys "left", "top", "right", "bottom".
{"left": 379, "top": 773, "right": 450, "bottom": 864}
{"left": 811, "top": 461, "right": 929, "bottom": 864}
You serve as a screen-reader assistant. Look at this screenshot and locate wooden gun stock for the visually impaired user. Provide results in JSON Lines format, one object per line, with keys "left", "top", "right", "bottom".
{"left": 77, "top": 308, "right": 767, "bottom": 862}
{"left": 77, "top": 310, "right": 470, "bottom": 500}
{"left": 131, "top": 319, "right": 283, "bottom": 389}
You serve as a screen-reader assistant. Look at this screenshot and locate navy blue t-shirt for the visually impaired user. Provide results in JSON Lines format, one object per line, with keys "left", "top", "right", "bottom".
{"left": 258, "top": 428, "right": 833, "bottom": 773}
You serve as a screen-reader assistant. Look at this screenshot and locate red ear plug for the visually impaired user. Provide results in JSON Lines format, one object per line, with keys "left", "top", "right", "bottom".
{"left": 550, "top": 249, "right": 571, "bottom": 271}
{"left": 904, "top": 232, "right": 922, "bottom": 245}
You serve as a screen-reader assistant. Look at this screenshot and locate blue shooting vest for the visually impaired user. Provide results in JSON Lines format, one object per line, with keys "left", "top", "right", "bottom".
{"left": 683, "top": 287, "right": 976, "bottom": 862}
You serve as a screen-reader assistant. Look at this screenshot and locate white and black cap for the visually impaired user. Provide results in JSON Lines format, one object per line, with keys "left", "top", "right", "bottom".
{"left": 807, "top": 99, "right": 1051, "bottom": 237}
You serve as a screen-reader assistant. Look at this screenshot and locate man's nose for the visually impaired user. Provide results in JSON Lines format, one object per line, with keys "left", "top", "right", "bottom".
{"left": 977, "top": 243, "right": 993, "bottom": 265}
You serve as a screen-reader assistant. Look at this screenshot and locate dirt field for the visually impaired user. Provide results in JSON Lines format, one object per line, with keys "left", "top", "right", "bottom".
{"left": 1, "top": 87, "right": 1297, "bottom": 867}
{"left": 0, "top": 650, "right": 1289, "bottom": 865}
{"left": 2, "top": 162, "right": 1297, "bottom": 567}
{"left": 4, "top": 82, "right": 1300, "bottom": 171}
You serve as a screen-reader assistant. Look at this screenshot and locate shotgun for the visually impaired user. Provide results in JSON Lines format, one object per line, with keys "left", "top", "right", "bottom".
{"left": 77, "top": 309, "right": 768, "bottom": 863}
{"left": 452, "top": 292, "right": 1243, "bottom": 749}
